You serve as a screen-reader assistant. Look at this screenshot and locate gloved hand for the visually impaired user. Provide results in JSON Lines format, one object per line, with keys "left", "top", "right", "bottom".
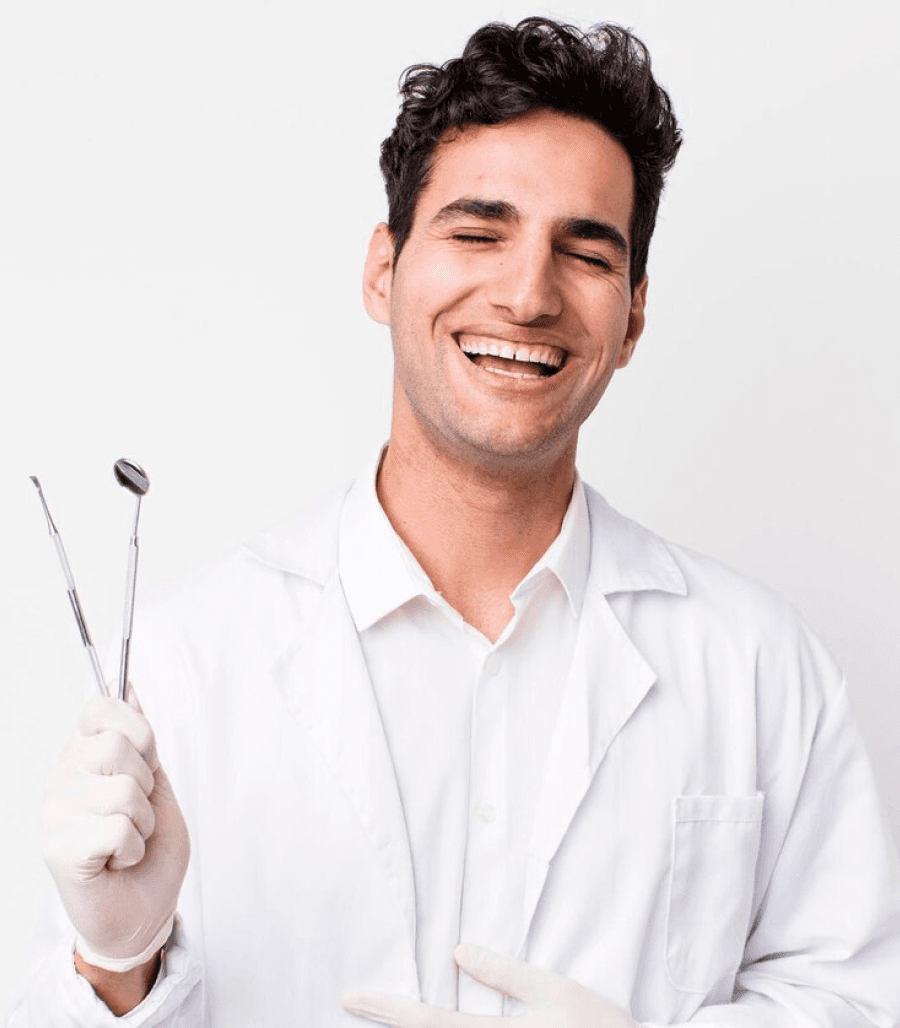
{"left": 342, "top": 944, "right": 638, "bottom": 1027}
{"left": 41, "top": 688, "right": 190, "bottom": 970}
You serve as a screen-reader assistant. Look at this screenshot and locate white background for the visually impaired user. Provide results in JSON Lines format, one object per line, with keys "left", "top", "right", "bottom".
{"left": 2, "top": 0, "right": 898, "bottom": 1011}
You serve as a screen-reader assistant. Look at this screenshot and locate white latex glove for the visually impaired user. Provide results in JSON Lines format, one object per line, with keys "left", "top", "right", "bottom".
{"left": 41, "top": 688, "right": 190, "bottom": 968}
{"left": 342, "top": 944, "right": 638, "bottom": 1027}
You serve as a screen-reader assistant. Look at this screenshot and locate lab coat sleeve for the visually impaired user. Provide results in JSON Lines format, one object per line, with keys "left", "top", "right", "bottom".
{"left": 4, "top": 897, "right": 203, "bottom": 1027}
{"left": 644, "top": 659, "right": 900, "bottom": 1027}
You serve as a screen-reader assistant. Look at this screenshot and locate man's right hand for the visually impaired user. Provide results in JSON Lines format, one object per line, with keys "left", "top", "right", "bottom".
{"left": 41, "top": 689, "right": 190, "bottom": 988}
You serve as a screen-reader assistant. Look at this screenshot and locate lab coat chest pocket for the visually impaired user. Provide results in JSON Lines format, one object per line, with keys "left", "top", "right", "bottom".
{"left": 665, "top": 793, "right": 764, "bottom": 994}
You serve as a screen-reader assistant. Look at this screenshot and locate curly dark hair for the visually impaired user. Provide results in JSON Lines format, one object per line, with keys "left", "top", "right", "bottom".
{"left": 379, "top": 17, "right": 682, "bottom": 292}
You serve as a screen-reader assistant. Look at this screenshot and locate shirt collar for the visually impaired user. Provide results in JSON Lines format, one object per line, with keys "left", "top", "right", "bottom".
{"left": 245, "top": 457, "right": 685, "bottom": 601}
{"left": 509, "top": 472, "right": 590, "bottom": 615}
{"left": 338, "top": 448, "right": 425, "bottom": 633}
{"left": 338, "top": 447, "right": 591, "bottom": 633}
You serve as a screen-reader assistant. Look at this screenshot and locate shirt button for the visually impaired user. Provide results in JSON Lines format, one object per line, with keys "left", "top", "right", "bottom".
{"left": 483, "top": 653, "right": 501, "bottom": 676}
{"left": 476, "top": 804, "right": 498, "bottom": 824}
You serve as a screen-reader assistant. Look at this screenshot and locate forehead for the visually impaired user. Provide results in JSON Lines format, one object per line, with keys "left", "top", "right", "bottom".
{"left": 418, "top": 109, "right": 635, "bottom": 239}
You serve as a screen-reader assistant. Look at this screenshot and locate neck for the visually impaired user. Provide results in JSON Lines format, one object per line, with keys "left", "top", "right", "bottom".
{"left": 377, "top": 430, "right": 576, "bottom": 642}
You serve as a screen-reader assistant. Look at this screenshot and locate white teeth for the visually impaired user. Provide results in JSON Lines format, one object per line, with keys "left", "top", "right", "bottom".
{"left": 458, "top": 337, "right": 566, "bottom": 369}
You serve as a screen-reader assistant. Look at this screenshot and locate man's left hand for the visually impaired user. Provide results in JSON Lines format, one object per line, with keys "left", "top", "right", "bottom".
{"left": 342, "top": 944, "right": 638, "bottom": 1027}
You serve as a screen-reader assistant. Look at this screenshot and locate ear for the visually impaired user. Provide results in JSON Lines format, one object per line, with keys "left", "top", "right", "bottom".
{"left": 616, "top": 275, "right": 648, "bottom": 368}
{"left": 363, "top": 223, "right": 395, "bottom": 326}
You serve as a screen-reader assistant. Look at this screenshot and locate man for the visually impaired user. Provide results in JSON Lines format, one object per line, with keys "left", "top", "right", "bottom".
{"left": 9, "top": 17, "right": 900, "bottom": 1027}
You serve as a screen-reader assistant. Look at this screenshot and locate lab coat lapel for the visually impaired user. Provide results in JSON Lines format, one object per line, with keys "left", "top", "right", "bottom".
{"left": 269, "top": 571, "right": 418, "bottom": 985}
{"left": 518, "top": 489, "right": 683, "bottom": 955}
{"left": 519, "top": 586, "right": 657, "bottom": 952}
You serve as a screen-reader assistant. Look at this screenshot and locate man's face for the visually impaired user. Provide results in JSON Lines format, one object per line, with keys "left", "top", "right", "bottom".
{"left": 364, "top": 108, "right": 646, "bottom": 472}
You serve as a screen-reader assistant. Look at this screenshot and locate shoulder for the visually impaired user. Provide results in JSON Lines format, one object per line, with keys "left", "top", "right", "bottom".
{"left": 587, "top": 483, "right": 786, "bottom": 611}
{"left": 135, "top": 481, "right": 350, "bottom": 659}
{"left": 124, "top": 482, "right": 352, "bottom": 749}
{"left": 241, "top": 481, "right": 349, "bottom": 581}
{"left": 584, "top": 485, "right": 840, "bottom": 683}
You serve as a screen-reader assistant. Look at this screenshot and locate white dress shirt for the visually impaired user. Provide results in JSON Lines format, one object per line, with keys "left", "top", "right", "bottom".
{"left": 339, "top": 452, "right": 590, "bottom": 1012}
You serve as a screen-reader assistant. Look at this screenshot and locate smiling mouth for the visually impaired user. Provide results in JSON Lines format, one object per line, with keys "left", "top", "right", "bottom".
{"left": 457, "top": 337, "right": 566, "bottom": 378}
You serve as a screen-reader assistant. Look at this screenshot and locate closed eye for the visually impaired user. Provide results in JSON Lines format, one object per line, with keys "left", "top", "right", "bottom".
{"left": 451, "top": 234, "right": 616, "bottom": 271}
{"left": 568, "top": 251, "right": 613, "bottom": 270}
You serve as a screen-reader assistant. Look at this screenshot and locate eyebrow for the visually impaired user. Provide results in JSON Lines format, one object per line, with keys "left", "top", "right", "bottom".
{"left": 562, "top": 217, "right": 629, "bottom": 257}
{"left": 431, "top": 197, "right": 520, "bottom": 224}
{"left": 430, "top": 197, "right": 629, "bottom": 257}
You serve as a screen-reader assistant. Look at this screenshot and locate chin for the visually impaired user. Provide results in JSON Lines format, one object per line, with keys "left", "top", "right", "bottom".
{"left": 453, "top": 427, "right": 573, "bottom": 473}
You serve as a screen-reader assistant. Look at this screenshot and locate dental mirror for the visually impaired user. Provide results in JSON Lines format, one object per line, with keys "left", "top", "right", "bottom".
{"left": 115, "top": 459, "right": 149, "bottom": 701}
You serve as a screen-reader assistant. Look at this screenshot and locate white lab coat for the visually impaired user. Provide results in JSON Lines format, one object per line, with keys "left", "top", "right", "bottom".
{"left": 8, "top": 482, "right": 900, "bottom": 1027}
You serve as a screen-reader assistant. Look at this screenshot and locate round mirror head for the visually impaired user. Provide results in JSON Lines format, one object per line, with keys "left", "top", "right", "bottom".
{"left": 114, "top": 459, "right": 150, "bottom": 496}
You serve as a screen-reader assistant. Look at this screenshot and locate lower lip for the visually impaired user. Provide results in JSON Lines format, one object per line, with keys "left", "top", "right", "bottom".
{"left": 482, "top": 364, "right": 543, "bottom": 380}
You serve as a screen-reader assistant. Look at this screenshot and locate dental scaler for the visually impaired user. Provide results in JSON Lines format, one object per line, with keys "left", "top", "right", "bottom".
{"left": 30, "top": 459, "right": 151, "bottom": 702}
{"left": 29, "top": 476, "right": 107, "bottom": 696}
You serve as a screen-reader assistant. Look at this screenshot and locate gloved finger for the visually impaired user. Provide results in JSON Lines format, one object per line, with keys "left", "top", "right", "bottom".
{"left": 44, "top": 773, "right": 156, "bottom": 852}
{"left": 46, "top": 811, "right": 147, "bottom": 877}
{"left": 342, "top": 992, "right": 505, "bottom": 1027}
{"left": 66, "top": 729, "right": 157, "bottom": 797}
{"left": 454, "top": 944, "right": 553, "bottom": 1005}
{"left": 73, "top": 773, "right": 157, "bottom": 840}
{"left": 101, "top": 812, "right": 148, "bottom": 870}
{"left": 79, "top": 695, "right": 159, "bottom": 771}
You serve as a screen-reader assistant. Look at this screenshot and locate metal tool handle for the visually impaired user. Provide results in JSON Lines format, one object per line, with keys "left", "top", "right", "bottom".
{"left": 30, "top": 476, "right": 107, "bottom": 697}
{"left": 117, "top": 498, "right": 142, "bottom": 701}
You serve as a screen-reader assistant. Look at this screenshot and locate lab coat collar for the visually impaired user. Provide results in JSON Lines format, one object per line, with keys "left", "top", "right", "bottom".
{"left": 583, "top": 486, "right": 687, "bottom": 598}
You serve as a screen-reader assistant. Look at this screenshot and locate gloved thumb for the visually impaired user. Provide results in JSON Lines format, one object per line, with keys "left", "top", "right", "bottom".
{"left": 124, "top": 680, "right": 144, "bottom": 714}
{"left": 94, "top": 680, "right": 159, "bottom": 773}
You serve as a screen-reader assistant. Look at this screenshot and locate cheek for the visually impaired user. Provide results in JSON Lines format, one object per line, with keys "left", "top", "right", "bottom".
{"left": 403, "top": 248, "right": 478, "bottom": 312}
{"left": 580, "top": 291, "right": 633, "bottom": 354}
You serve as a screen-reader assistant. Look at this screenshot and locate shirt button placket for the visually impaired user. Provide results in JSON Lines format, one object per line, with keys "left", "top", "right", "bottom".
{"left": 459, "top": 649, "right": 508, "bottom": 1014}
{"left": 483, "top": 652, "right": 502, "bottom": 677}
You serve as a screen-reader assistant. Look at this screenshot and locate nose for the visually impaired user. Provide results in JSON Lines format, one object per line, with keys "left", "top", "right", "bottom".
{"left": 486, "top": 236, "right": 563, "bottom": 322}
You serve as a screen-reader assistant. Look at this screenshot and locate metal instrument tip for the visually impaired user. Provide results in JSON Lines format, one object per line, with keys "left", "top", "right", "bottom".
{"left": 30, "top": 476, "right": 57, "bottom": 534}
{"left": 114, "top": 459, "right": 150, "bottom": 497}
